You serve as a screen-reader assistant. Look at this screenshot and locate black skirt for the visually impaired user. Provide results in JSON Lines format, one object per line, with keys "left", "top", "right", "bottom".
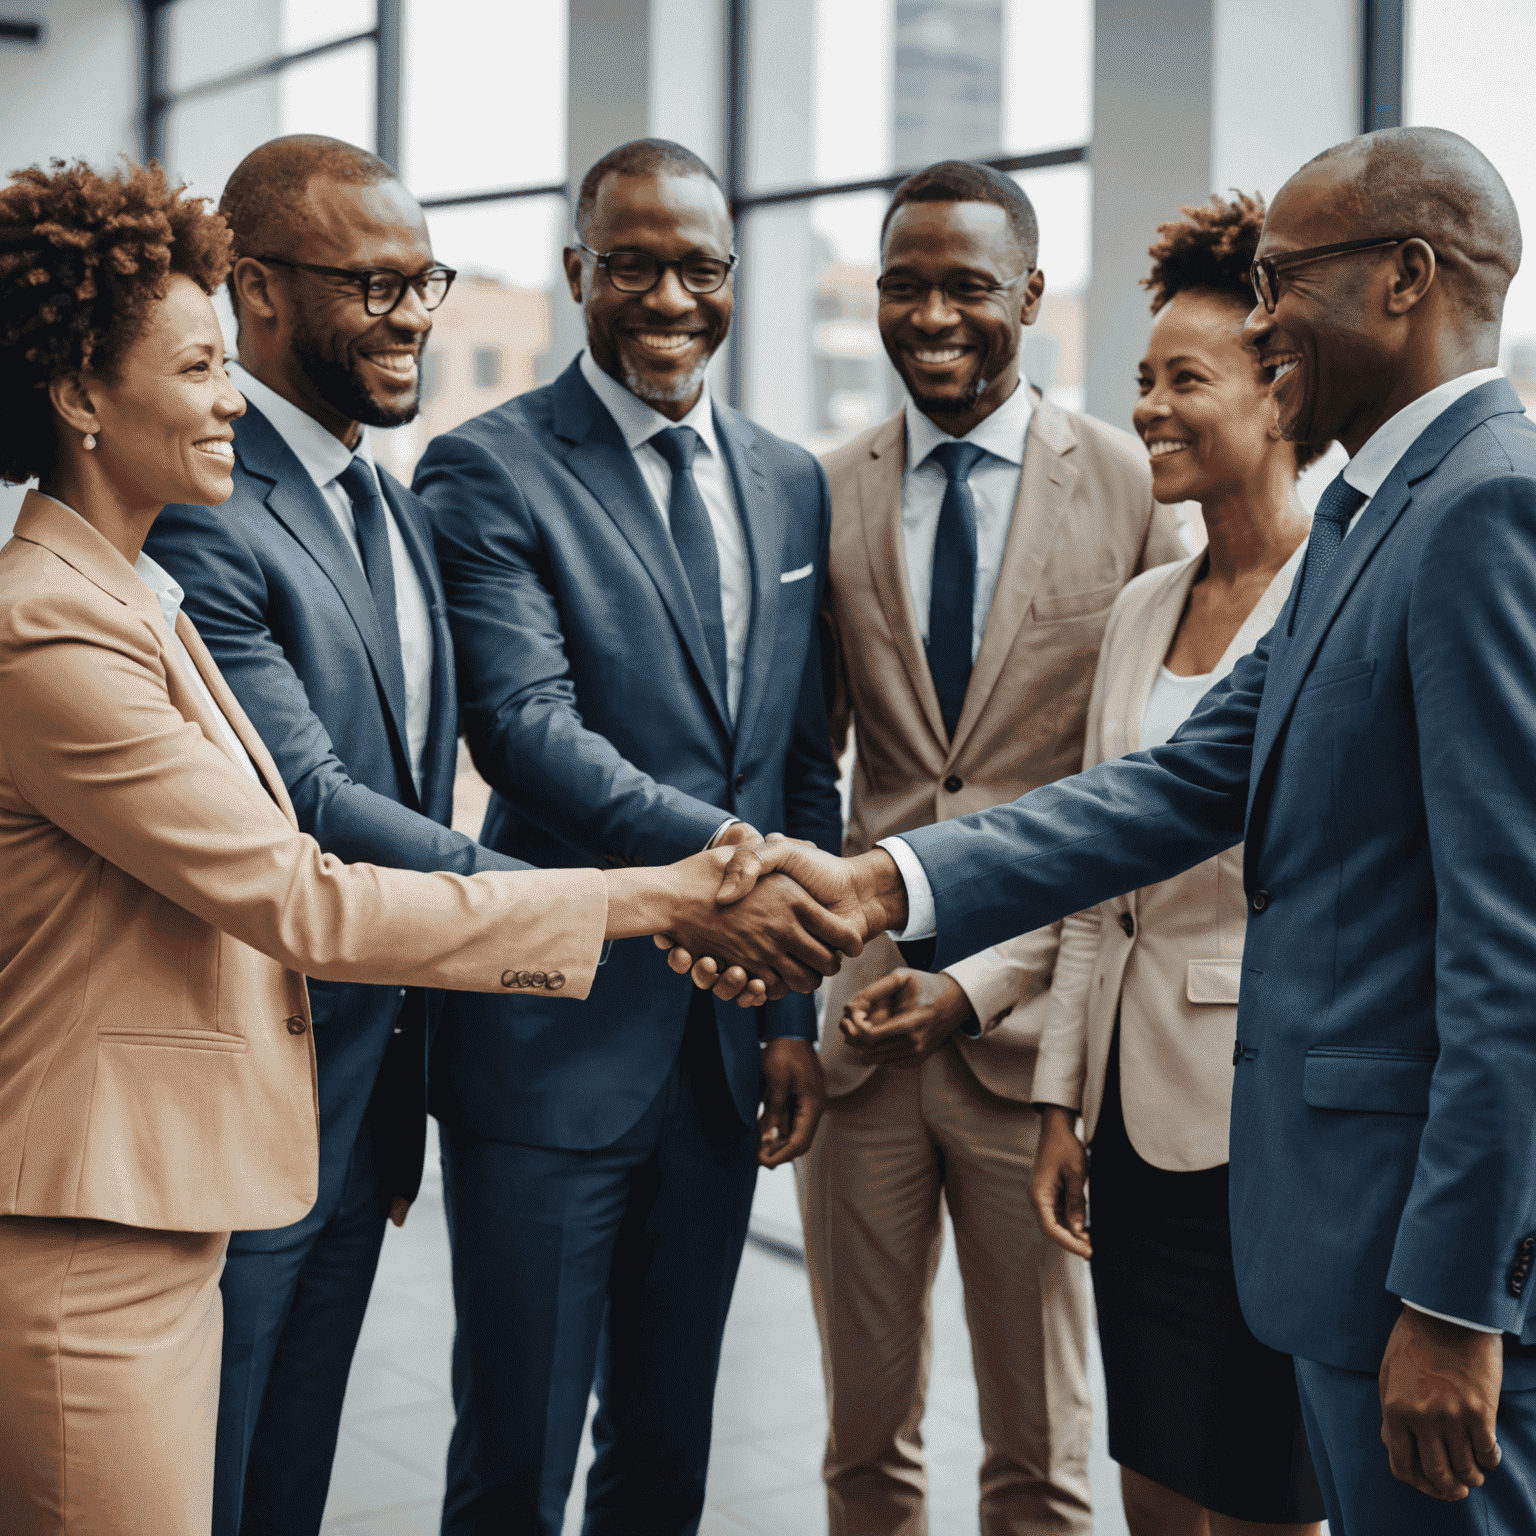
{"left": 1087, "top": 1032, "right": 1326, "bottom": 1524}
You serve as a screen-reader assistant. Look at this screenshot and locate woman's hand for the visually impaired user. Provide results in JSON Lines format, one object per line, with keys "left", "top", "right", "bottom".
{"left": 1029, "top": 1104, "right": 1092, "bottom": 1259}
{"left": 839, "top": 967, "right": 977, "bottom": 1067}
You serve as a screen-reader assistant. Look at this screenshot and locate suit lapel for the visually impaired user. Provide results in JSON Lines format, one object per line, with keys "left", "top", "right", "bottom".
{"left": 1121, "top": 559, "right": 1201, "bottom": 756}
{"left": 951, "top": 398, "right": 1077, "bottom": 756}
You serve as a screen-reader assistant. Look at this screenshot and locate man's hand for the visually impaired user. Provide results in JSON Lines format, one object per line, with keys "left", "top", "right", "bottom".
{"left": 1379, "top": 1305, "right": 1503, "bottom": 1500}
{"left": 839, "top": 968, "right": 976, "bottom": 1067}
{"left": 758, "top": 1038, "right": 825, "bottom": 1168}
{"left": 388, "top": 1197, "right": 411, "bottom": 1228}
{"left": 1028, "top": 1105, "right": 1092, "bottom": 1260}
{"left": 716, "top": 841, "right": 910, "bottom": 939}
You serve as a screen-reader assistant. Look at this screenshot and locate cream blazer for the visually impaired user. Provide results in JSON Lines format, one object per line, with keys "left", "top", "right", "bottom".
{"left": 1010, "top": 544, "right": 1305, "bottom": 1167}
{"left": 0, "top": 491, "right": 607, "bottom": 1233}
{"left": 819, "top": 399, "right": 1186, "bottom": 1101}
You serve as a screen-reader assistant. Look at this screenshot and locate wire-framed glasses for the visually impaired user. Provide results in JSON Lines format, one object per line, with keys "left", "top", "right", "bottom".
{"left": 1248, "top": 238, "right": 1410, "bottom": 313}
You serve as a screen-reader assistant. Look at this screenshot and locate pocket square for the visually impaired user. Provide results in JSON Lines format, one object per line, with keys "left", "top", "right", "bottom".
{"left": 780, "top": 563, "right": 814, "bottom": 584}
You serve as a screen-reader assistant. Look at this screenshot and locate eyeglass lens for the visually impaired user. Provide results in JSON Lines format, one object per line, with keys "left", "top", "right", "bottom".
{"left": 603, "top": 252, "right": 732, "bottom": 294}
{"left": 876, "top": 276, "right": 1017, "bottom": 305}
{"left": 365, "top": 269, "right": 453, "bottom": 315}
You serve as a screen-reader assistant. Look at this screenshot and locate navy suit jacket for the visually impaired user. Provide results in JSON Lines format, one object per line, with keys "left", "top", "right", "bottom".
{"left": 415, "top": 359, "right": 844, "bottom": 1149}
{"left": 903, "top": 379, "right": 1536, "bottom": 1374}
{"left": 146, "top": 404, "right": 528, "bottom": 1229}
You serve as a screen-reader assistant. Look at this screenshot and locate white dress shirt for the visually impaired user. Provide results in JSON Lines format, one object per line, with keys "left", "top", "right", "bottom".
{"left": 578, "top": 349, "right": 752, "bottom": 723}
{"left": 1140, "top": 666, "right": 1216, "bottom": 751}
{"left": 228, "top": 362, "right": 434, "bottom": 793}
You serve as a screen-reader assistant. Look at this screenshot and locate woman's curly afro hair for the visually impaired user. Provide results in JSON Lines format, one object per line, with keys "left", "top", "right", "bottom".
{"left": 0, "top": 157, "right": 234, "bottom": 486}
{"left": 1143, "top": 190, "right": 1329, "bottom": 470}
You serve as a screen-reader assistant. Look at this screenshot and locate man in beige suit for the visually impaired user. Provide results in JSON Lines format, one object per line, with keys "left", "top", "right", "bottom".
{"left": 802, "top": 160, "right": 1186, "bottom": 1535}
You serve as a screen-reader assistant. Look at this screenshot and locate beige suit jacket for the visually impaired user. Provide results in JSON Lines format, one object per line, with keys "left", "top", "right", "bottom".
{"left": 1016, "top": 545, "right": 1304, "bottom": 1166}
{"left": 0, "top": 491, "right": 607, "bottom": 1233}
{"left": 820, "top": 399, "right": 1186, "bottom": 1101}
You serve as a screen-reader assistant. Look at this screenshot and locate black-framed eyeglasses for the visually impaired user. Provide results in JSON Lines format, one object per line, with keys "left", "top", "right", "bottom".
{"left": 1249, "top": 237, "right": 1411, "bottom": 313}
{"left": 875, "top": 268, "right": 1035, "bottom": 308}
{"left": 249, "top": 255, "right": 458, "bottom": 316}
{"left": 574, "top": 239, "right": 737, "bottom": 295}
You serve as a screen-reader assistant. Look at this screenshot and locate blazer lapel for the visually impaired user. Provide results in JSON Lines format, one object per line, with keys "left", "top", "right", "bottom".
{"left": 1120, "top": 558, "right": 1201, "bottom": 756}
{"left": 553, "top": 365, "right": 733, "bottom": 735}
{"left": 951, "top": 398, "right": 1078, "bottom": 756}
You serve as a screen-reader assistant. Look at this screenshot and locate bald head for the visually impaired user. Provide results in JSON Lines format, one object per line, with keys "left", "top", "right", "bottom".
{"left": 1297, "top": 126, "right": 1520, "bottom": 322}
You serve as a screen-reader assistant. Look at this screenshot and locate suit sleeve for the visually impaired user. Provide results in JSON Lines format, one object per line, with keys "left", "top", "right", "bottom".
{"left": 149, "top": 500, "right": 529, "bottom": 878}
{"left": 1386, "top": 474, "right": 1536, "bottom": 1333}
{"left": 415, "top": 433, "right": 731, "bottom": 863}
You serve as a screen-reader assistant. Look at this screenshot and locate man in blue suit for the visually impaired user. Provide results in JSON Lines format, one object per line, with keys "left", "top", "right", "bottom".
{"left": 144, "top": 135, "right": 539, "bottom": 1535}
{"left": 412, "top": 138, "right": 844, "bottom": 1533}
{"left": 718, "top": 126, "right": 1536, "bottom": 1533}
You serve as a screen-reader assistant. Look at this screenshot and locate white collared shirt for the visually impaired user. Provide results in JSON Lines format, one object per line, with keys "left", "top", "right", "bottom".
{"left": 577, "top": 349, "right": 751, "bottom": 723}
{"left": 901, "top": 376, "right": 1034, "bottom": 660}
{"left": 228, "top": 362, "right": 434, "bottom": 792}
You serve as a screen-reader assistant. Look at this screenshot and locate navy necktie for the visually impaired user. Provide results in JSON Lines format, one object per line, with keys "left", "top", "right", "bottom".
{"left": 650, "top": 426, "right": 729, "bottom": 711}
{"left": 926, "top": 441, "right": 988, "bottom": 740}
{"left": 337, "top": 456, "right": 408, "bottom": 720}
{"left": 1291, "top": 472, "right": 1368, "bottom": 629}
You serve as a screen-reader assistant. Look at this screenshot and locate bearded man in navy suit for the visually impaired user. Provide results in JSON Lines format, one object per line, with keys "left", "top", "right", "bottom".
{"left": 413, "top": 139, "right": 843, "bottom": 1534}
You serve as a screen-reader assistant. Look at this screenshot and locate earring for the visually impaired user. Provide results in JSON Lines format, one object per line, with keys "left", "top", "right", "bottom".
{"left": 83, "top": 433, "right": 96, "bottom": 451}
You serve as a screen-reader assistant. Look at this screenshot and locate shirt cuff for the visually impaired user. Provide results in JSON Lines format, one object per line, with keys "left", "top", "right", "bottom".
{"left": 876, "top": 836, "right": 935, "bottom": 941}
{"left": 705, "top": 817, "right": 741, "bottom": 850}
{"left": 1402, "top": 1300, "right": 1503, "bottom": 1335}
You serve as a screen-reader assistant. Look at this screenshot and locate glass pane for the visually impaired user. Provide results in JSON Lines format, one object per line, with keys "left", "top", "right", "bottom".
{"left": 403, "top": 0, "right": 566, "bottom": 198}
{"left": 1406, "top": 0, "right": 1536, "bottom": 406}
{"left": 1003, "top": 0, "right": 1092, "bottom": 155}
{"left": 1013, "top": 162, "right": 1090, "bottom": 412}
{"left": 164, "top": 76, "right": 282, "bottom": 207}
{"left": 165, "top": 0, "right": 282, "bottom": 93}
{"left": 281, "top": 0, "right": 375, "bottom": 56}
{"left": 370, "top": 194, "right": 565, "bottom": 484}
{"left": 278, "top": 38, "right": 376, "bottom": 151}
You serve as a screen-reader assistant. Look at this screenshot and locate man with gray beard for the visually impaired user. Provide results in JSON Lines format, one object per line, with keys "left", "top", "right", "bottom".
{"left": 412, "top": 139, "right": 845, "bottom": 1533}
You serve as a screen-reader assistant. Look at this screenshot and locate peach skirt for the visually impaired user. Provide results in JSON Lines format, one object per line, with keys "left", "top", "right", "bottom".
{"left": 0, "top": 1216, "right": 228, "bottom": 1536}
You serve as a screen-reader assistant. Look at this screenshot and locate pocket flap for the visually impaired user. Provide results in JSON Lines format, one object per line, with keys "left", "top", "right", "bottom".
{"left": 1302, "top": 1049, "right": 1436, "bottom": 1115}
{"left": 1186, "top": 958, "right": 1242, "bottom": 1005}
{"left": 1028, "top": 581, "right": 1119, "bottom": 624}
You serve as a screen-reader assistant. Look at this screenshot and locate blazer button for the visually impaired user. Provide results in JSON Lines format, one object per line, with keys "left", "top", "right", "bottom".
{"left": 500, "top": 970, "right": 520, "bottom": 989}
{"left": 734, "top": 773, "right": 746, "bottom": 791}
{"left": 943, "top": 775, "right": 963, "bottom": 794}
{"left": 1252, "top": 889, "right": 1270, "bottom": 912}
{"left": 546, "top": 972, "right": 566, "bottom": 991}
{"left": 1119, "top": 913, "right": 1135, "bottom": 939}
{"left": 284, "top": 1015, "right": 307, "bottom": 1036}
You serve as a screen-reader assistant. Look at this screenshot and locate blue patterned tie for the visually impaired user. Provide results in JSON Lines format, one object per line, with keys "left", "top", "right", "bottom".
{"left": 1291, "top": 472, "right": 1368, "bottom": 628}
{"left": 650, "top": 426, "right": 729, "bottom": 709}
{"left": 926, "top": 441, "right": 988, "bottom": 740}
{"left": 337, "top": 456, "right": 408, "bottom": 721}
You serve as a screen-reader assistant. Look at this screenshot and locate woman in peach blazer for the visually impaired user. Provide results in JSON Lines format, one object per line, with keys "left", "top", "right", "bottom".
{"left": 0, "top": 161, "right": 820, "bottom": 1536}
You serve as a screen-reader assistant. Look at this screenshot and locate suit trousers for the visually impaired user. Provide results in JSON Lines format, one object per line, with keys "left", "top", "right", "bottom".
{"left": 214, "top": 1120, "right": 392, "bottom": 1536}
{"left": 438, "top": 994, "right": 759, "bottom": 1535}
{"left": 1293, "top": 1354, "right": 1536, "bottom": 1535}
{"left": 797, "top": 1045, "right": 1093, "bottom": 1536}
{"left": 0, "top": 1215, "right": 228, "bottom": 1536}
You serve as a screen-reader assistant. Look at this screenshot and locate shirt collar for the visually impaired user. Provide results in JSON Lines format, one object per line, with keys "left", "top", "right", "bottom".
{"left": 1342, "top": 367, "right": 1505, "bottom": 501}
{"left": 904, "top": 374, "right": 1035, "bottom": 474}
{"left": 228, "top": 360, "right": 374, "bottom": 491}
{"left": 578, "top": 348, "right": 720, "bottom": 458}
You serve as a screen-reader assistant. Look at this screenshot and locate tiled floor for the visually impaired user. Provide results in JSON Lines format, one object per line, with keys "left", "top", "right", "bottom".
{"left": 318, "top": 1126, "right": 1131, "bottom": 1535}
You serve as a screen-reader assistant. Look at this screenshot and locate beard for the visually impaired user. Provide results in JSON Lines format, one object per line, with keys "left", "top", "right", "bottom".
{"left": 291, "top": 313, "right": 421, "bottom": 429}
{"left": 910, "top": 368, "right": 992, "bottom": 419}
{"left": 622, "top": 352, "right": 713, "bottom": 408}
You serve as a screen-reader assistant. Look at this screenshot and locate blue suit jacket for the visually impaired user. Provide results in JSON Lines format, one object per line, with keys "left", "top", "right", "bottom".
{"left": 903, "top": 379, "right": 1536, "bottom": 1374}
{"left": 414, "top": 360, "right": 844, "bottom": 1149}
{"left": 145, "top": 404, "right": 528, "bottom": 1230}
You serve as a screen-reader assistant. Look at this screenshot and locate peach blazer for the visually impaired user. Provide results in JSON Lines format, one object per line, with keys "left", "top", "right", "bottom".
{"left": 819, "top": 399, "right": 1186, "bottom": 1101}
{"left": 1015, "top": 544, "right": 1305, "bottom": 1168}
{"left": 0, "top": 491, "right": 607, "bottom": 1233}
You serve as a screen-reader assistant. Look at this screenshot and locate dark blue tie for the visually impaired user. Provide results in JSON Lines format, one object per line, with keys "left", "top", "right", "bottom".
{"left": 650, "top": 426, "right": 729, "bottom": 710}
{"left": 1291, "top": 472, "right": 1368, "bottom": 629}
{"left": 926, "top": 441, "right": 988, "bottom": 740}
{"left": 337, "top": 456, "right": 408, "bottom": 721}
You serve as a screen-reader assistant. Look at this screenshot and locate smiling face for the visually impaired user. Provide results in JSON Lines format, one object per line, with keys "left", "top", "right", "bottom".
{"left": 565, "top": 171, "right": 734, "bottom": 420}
{"left": 1133, "top": 289, "right": 1291, "bottom": 507}
{"left": 72, "top": 272, "right": 246, "bottom": 507}
{"left": 878, "top": 199, "right": 1043, "bottom": 436}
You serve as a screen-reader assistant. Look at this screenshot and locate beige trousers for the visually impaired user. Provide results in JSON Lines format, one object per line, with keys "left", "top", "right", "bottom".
{"left": 0, "top": 1215, "right": 228, "bottom": 1536}
{"left": 798, "top": 1045, "right": 1093, "bottom": 1536}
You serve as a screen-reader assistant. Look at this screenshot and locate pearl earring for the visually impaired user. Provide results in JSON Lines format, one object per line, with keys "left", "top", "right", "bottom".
{"left": 83, "top": 433, "right": 96, "bottom": 451}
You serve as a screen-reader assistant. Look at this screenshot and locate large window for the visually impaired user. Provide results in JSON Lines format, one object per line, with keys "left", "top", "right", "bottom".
{"left": 733, "top": 0, "right": 1093, "bottom": 451}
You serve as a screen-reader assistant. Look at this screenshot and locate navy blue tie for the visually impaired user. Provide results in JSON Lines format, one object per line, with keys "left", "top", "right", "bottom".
{"left": 1291, "top": 472, "right": 1367, "bottom": 629}
{"left": 926, "top": 441, "right": 988, "bottom": 740}
{"left": 337, "top": 456, "right": 408, "bottom": 721}
{"left": 650, "top": 426, "right": 730, "bottom": 710}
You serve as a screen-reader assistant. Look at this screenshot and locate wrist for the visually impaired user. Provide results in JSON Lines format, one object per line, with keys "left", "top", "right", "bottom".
{"left": 850, "top": 847, "right": 909, "bottom": 934}
{"left": 603, "top": 864, "right": 688, "bottom": 939}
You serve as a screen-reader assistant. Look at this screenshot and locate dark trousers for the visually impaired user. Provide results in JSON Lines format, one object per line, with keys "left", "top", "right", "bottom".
{"left": 439, "top": 997, "right": 759, "bottom": 1535}
{"left": 213, "top": 1128, "right": 390, "bottom": 1536}
{"left": 1294, "top": 1354, "right": 1536, "bottom": 1534}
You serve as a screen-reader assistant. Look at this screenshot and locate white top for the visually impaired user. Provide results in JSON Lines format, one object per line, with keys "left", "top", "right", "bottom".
{"left": 901, "top": 377, "right": 1034, "bottom": 661}
{"left": 578, "top": 349, "right": 751, "bottom": 723}
{"left": 228, "top": 362, "right": 434, "bottom": 792}
{"left": 1140, "top": 665, "right": 1215, "bottom": 751}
